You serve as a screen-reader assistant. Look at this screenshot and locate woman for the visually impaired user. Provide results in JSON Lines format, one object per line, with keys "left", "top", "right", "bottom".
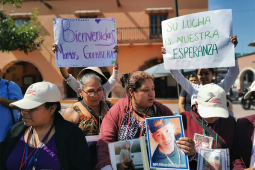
{"left": 180, "top": 84, "right": 236, "bottom": 170}
{"left": 95, "top": 71, "right": 194, "bottom": 170}
{"left": 52, "top": 44, "right": 120, "bottom": 100}
{"left": 162, "top": 36, "right": 239, "bottom": 109}
{"left": 232, "top": 81, "right": 255, "bottom": 170}
{"left": 62, "top": 68, "right": 112, "bottom": 136}
{"left": 0, "top": 81, "right": 90, "bottom": 170}
{"left": 179, "top": 74, "right": 198, "bottom": 112}
{"left": 118, "top": 142, "right": 134, "bottom": 170}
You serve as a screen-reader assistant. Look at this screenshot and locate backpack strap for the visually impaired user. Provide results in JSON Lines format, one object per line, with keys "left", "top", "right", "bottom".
{"left": 189, "top": 111, "right": 227, "bottom": 148}
{"left": 5, "top": 80, "right": 16, "bottom": 125}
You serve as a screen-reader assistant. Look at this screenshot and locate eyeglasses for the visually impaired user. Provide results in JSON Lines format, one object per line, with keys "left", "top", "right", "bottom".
{"left": 82, "top": 88, "right": 104, "bottom": 97}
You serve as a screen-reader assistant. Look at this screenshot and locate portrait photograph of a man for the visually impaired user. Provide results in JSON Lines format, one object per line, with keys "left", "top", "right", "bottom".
{"left": 145, "top": 116, "right": 189, "bottom": 169}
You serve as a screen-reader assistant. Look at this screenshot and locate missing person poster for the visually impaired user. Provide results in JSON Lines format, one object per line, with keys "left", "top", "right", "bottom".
{"left": 197, "top": 148, "right": 230, "bottom": 170}
{"left": 108, "top": 138, "right": 146, "bottom": 170}
{"left": 145, "top": 116, "right": 189, "bottom": 169}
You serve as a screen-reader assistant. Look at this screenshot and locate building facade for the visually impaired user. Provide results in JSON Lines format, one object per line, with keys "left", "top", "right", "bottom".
{"left": 0, "top": 0, "right": 208, "bottom": 98}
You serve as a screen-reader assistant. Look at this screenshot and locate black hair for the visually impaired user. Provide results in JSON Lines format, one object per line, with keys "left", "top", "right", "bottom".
{"left": 187, "top": 74, "right": 198, "bottom": 80}
{"left": 44, "top": 102, "right": 61, "bottom": 114}
{"left": 195, "top": 68, "right": 215, "bottom": 74}
{"left": 120, "top": 71, "right": 154, "bottom": 98}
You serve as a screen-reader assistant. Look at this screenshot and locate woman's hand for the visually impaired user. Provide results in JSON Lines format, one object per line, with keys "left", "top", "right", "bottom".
{"left": 245, "top": 168, "right": 255, "bottom": 170}
{"left": 113, "top": 45, "right": 120, "bottom": 68}
{"left": 113, "top": 45, "right": 120, "bottom": 54}
{"left": 161, "top": 47, "right": 166, "bottom": 54}
{"left": 230, "top": 35, "right": 238, "bottom": 47}
{"left": 176, "top": 137, "right": 195, "bottom": 156}
{"left": 52, "top": 43, "right": 58, "bottom": 53}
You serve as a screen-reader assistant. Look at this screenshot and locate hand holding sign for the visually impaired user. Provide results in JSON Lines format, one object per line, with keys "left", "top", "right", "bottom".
{"left": 162, "top": 9, "right": 235, "bottom": 70}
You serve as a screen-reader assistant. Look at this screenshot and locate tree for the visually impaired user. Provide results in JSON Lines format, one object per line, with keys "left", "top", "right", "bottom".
{"left": 0, "top": 0, "right": 45, "bottom": 54}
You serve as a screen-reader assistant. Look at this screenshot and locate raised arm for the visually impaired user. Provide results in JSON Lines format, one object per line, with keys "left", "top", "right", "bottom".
{"left": 102, "top": 45, "right": 120, "bottom": 98}
{"left": 218, "top": 36, "right": 239, "bottom": 92}
{"left": 161, "top": 47, "right": 195, "bottom": 95}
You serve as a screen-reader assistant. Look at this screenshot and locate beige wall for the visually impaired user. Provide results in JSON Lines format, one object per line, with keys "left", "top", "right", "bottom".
{"left": 236, "top": 54, "right": 255, "bottom": 89}
{"left": 0, "top": 0, "right": 208, "bottom": 98}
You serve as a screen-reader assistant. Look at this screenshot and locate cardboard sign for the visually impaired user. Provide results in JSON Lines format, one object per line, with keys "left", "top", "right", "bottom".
{"left": 162, "top": 9, "right": 235, "bottom": 70}
{"left": 53, "top": 18, "right": 117, "bottom": 67}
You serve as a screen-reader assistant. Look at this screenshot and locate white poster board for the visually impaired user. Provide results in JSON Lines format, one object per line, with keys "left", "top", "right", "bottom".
{"left": 162, "top": 9, "right": 235, "bottom": 70}
{"left": 53, "top": 18, "right": 117, "bottom": 67}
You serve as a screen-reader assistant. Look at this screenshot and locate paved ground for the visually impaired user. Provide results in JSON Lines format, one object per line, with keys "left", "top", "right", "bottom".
{"left": 60, "top": 100, "right": 254, "bottom": 119}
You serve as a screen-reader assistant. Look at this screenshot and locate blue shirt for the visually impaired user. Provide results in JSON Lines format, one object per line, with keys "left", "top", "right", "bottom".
{"left": 0, "top": 78, "right": 23, "bottom": 142}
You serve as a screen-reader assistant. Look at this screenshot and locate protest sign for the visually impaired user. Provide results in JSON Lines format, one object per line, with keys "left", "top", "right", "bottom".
{"left": 162, "top": 9, "right": 235, "bottom": 70}
{"left": 53, "top": 18, "right": 117, "bottom": 67}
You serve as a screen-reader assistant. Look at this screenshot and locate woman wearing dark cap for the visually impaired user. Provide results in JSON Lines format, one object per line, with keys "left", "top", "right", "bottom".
{"left": 95, "top": 71, "right": 194, "bottom": 170}
{"left": 62, "top": 67, "right": 113, "bottom": 136}
{"left": 179, "top": 74, "right": 198, "bottom": 112}
{"left": 0, "top": 82, "right": 90, "bottom": 170}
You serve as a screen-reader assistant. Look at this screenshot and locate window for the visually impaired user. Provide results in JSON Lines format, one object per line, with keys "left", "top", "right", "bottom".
{"left": 150, "top": 14, "right": 167, "bottom": 39}
{"left": 14, "top": 19, "right": 30, "bottom": 27}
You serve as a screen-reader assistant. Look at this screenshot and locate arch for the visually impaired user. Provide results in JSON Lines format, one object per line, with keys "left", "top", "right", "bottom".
{"left": 1, "top": 59, "right": 44, "bottom": 80}
{"left": 237, "top": 67, "right": 255, "bottom": 89}
{"left": 2, "top": 60, "right": 43, "bottom": 94}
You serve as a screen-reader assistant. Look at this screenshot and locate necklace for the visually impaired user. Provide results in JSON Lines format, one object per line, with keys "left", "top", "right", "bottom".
{"left": 163, "top": 143, "right": 181, "bottom": 167}
{"left": 133, "top": 103, "right": 151, "bottom": 118}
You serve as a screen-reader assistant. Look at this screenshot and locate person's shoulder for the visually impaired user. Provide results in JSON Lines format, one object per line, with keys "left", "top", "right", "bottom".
{"left": 108, "top": 97, "right": 128, "bottom": 113}
{"left": 237, "top": 114, "right": 255, "bottom": 127}
{"left": 56, "top": 114, "right": 83, "bottom": 135}
{"left": 6, "top": 80, "right": 20, "bottom": 89}
{"left": 180, "top": 111, "right": 192, "bottom": 118}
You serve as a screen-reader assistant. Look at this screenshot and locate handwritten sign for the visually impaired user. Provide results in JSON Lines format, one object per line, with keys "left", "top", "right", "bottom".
{"left": 162, "top": 9, "right": 235, "bottom": 70}
{"left": 53, "top": 18, "right": 117, "bottom": 67}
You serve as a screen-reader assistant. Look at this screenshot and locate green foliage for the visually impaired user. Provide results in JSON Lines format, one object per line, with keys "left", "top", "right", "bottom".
{"left": 1, "top": 0, "right": 23, "bottom": 8}
{"left": 0, "top": 8, "right": 45, "bottom": 54}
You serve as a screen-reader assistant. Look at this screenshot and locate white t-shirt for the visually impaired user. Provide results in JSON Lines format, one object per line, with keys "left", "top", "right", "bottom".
{"left": 170, "top": 60, "right": 239, "bottom": 107}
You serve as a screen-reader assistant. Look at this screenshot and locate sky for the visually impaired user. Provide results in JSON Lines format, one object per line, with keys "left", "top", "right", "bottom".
{"left": 209, "top": 0, "right": 255, "bottom": 54}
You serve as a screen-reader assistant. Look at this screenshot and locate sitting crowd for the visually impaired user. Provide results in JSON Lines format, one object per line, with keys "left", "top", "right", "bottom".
{"left": 1, "top": 36, "right": 255, "bottom": 170}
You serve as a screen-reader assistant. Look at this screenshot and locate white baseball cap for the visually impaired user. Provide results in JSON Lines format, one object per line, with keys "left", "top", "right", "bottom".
{"left": 197, "top": 84, "right": 228, "bottom": 118}
{"left": 244, "top": 81, "right": 255, "bottom": 99}
{"left": 10, "top": 81, "right": 61, "bottom": 109}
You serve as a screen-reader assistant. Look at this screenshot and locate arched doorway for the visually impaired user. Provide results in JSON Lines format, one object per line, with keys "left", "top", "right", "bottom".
{"left": 239, "top": 69, "right": 255, "bottom": 90}
{"left": 64, "top": 67, "right": 111, "bottom": 98}
{"left": 138, "top": 58, "right": 178, "bottom": 98}
{"left": 3, "top": 62, "right": 43, "bottom": 94}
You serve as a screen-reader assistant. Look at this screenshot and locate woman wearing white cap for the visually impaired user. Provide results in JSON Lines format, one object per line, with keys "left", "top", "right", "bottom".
{"left": 0, "top": 81, "right": 91, "bottom": 170}
{"left": 52, "top": 44, "right": 120, "bottom": 100}
{"left": 179, "top": 84, "right": 236, "bottom": 170}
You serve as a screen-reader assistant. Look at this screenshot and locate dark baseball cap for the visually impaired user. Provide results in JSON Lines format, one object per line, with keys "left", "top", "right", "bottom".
{"left": 148, "top": 118, "right": 171, "bottom": 134}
